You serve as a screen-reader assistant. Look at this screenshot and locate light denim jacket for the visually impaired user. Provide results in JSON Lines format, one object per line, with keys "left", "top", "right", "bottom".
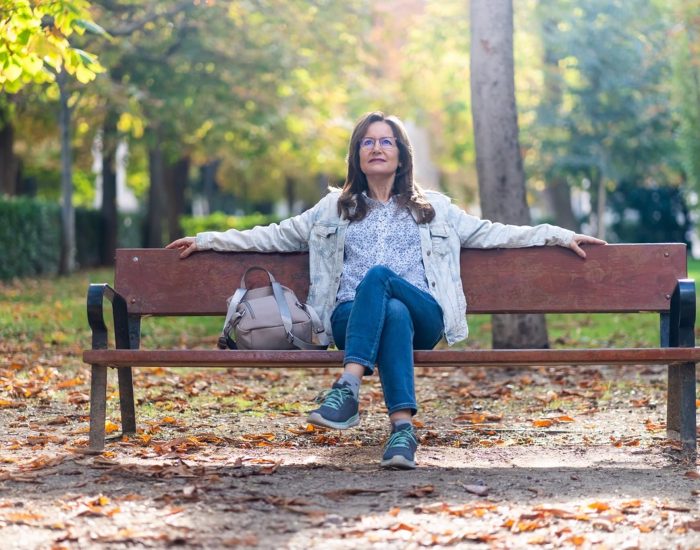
{"left": 195, "top": 190, "right": 575, "bottom": 346}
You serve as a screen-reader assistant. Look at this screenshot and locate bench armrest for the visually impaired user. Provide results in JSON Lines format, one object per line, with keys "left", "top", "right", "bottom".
{"left": 87, "top": 283, "right": 130, "bottom": 350}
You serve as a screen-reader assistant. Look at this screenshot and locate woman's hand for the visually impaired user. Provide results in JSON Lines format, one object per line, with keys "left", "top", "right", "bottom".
{"left": 568, "top": 234, "right": 607, "bottom": 259}
{"left": 166, "top": 237, "right": 199, "bottom": 259}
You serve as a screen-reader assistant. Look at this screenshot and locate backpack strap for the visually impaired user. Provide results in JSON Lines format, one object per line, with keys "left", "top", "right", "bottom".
{"left": 271, "top": 281, "right": 329, "bottom": 350}
{"left": 218, "top": 286, "right": 247, "bottom": 349}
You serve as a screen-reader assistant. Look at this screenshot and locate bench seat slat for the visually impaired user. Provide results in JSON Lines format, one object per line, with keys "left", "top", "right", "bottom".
{"left": 83, "top": 347, "right": 700, "bottom": 369}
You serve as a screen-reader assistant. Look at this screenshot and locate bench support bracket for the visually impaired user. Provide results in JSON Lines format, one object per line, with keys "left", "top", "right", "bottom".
{"left": 665, "top": 279, "right": 697, "bottom": 456}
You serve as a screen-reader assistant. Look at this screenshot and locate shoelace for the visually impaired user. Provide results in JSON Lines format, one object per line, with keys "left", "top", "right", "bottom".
{"left": 385, "top": 428, "right": 416, "bottom": 449}
{"left": 318, "top": 386, "right": 353, "bottom": 411}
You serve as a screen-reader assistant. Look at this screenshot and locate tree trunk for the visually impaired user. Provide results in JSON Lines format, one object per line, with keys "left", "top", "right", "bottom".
{"left": 101, "top": 108, "right": 119, "bottom": 265}
{"left": 146, "top": 130, "right": 166, "bottom": 248}
{"left": 166, "top": 156, "right": 189, "bottom": 243}
{"left": 199, "top": 159, "right": 220, "bottom": 215}
{"left": 539, "top": 8, "right": 580, "bottom": 232}
{"left": 546, "top": 177, "right": 580, "bottom": 231}
{"left": 0, "top": 100, "right": 18, "bottom": 196}
{"left": 470, "top": 0, "right": 548, "bottom": 349}
{"left": 596, "top": 175, "right": 607, "bottom": 240}
{"left": 58, "top": 70, "right": 76, "bottom": 274}
{"left": 285, "top": 176, "right": 296, "bottom": 214}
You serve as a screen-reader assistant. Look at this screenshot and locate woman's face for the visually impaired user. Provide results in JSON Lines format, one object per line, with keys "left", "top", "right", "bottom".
{"left": 358, "top": 121, "right": 400, "bottom": 179}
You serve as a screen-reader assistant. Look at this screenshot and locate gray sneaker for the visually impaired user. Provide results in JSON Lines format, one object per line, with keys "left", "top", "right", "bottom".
{"left": 307, "top": 382, "right": 360, "bottom": 430}
{"left": 380, "top": 423, "right": 418, "bottom": 469}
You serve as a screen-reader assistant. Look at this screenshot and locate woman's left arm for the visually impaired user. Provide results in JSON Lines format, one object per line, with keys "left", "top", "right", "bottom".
{"left": 447, "top": 203, "right": 606, "bottom": 256}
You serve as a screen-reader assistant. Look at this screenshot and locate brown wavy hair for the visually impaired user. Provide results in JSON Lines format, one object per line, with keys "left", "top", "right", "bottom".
{"left": 337, "top": 111, "right": 435, "bottom": 223}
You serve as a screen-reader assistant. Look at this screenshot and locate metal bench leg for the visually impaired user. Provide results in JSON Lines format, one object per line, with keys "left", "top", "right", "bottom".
{"left": 665, "top": 281, "right": 697, "bottom": 457}
{"left": 117, "top": 367, "right": 136, "bottom": 435}
{"left": 89, "top": 364, "right": 108, "bottom": 451}
{"left": 667, "top": 362, "right": 697, "bottom": 455}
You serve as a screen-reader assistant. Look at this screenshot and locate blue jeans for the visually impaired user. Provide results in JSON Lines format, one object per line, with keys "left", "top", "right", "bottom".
{"left": 330, "top": 266, "right": 444, "bottom": 416}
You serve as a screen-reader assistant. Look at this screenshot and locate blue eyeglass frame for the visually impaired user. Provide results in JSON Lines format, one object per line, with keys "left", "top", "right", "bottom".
{"left": 359, "top": 137, "right": 399, "bottom": 150}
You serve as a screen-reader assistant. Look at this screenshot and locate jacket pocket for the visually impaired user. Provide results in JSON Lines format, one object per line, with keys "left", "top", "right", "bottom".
{"left": 311, "top": 224, "right": 338, "bottom": 259}
{"left": 430, "top": 223, "right": 450, "bottom": 256}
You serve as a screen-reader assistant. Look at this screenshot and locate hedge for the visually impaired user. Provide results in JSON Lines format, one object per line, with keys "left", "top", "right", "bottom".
{"left": 180, "top": 212, "right": 281, "bottom": 235}
{"left": 0, "top": 196, "right": 144, "bottom": 280}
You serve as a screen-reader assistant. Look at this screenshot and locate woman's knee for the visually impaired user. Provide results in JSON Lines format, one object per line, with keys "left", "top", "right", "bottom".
{"left": 358, "top": 265, "right": 395, "bottom": 289}
{"left": 385, "top": 298, "right": 410, "bottom": 324}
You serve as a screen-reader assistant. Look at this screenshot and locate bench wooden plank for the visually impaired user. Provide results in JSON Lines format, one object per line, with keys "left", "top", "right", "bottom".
{"left": 115, "top": 243, "right": 686, "bottom": 316}
{"left": 83, "top": 347, "right": 700, "bottom": 369}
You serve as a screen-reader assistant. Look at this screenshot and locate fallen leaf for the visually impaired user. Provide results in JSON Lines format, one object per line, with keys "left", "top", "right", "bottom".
{"left": 390, "top": 522, "right": 417, "bottom": 532}
{"left": 105, "top": 421, "right": 119, "bottom": 434}
{"left": 404, "top": 485, "right": 435, "bottom": 498}
{"left": 643, "top": 419, "right": 664, "bottom": 432}
{"left": 323, "top": 488, "right": 390, "bottom": 501}
{"left": 566, "top": 535, "right": 586, "bottom": 546}
{"left": 532, "top": 419, "right": 554, "bottom": 428}
{"left": 462, "top": 484, "right": 489, "bottom": 497}
{"left": 19, "top": 454, "right": 70, "bottom": 471}
{"left": 684, "top": 470, "right": 700, "bottom": 479}
{"left": 636, "top": 520, "right": 657, "bottom": 532}
{"left": 56, "top": 378, "right": 83, "bottom": 389}
{"left": 588, "top": 502, "right": 610, "bottom": 512}
{"left": 631, "top": 397, "right": 650, "bottom": 407}
{"left": 620, "top": 499, "right": 642, "bottom": 509}
{"left": 240, "top": 433, "right": 276, "bottom": 442}
{"left": 511, "top": 519, "right": 546, "bottom": 532}
{"left": 3, "top": 511, "right": 45, "bottom": 524}
{"left": 592, "top": 518, "right": 615, "bottom": 532}
{"left": 222, "top": 534, "right": 258, "bottom": 547}
{"left": 533, "top": 506, "right": 586, "bottom": 520}
{"left": 454, "top": 412, "right": 486, "bottom": 424}
{"left": 534, "top": 390, "right": 559, "bottom": 403}
{"left": 659, "top": 503, "right": 691, "bottom": 512}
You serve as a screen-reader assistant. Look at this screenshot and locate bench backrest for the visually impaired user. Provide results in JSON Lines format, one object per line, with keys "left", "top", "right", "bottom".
{"left": 114, "top": 244, "right": 687, "bottom": 316}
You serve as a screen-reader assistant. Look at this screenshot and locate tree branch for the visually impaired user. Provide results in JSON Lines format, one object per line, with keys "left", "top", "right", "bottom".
{"left": 106, "top": 0, "right": 194, "bottom": 37}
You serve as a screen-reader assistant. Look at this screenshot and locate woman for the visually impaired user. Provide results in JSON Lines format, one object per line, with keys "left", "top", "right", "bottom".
{"left": 167, "top": 111, "right": 605, "bottom": 470}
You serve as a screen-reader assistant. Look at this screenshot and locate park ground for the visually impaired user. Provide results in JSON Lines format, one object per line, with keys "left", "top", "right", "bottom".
{"left": 1, "top": 269, "right": 699, "bottom": 549}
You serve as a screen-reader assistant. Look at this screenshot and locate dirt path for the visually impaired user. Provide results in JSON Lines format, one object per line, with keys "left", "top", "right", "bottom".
{"left": 1, "top": 360, "right": 699, "bottom": 548}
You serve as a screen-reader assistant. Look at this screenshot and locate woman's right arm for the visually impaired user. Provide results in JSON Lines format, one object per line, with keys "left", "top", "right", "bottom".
{"left": 167, "top": 199, "right": 324, "bottom": 258}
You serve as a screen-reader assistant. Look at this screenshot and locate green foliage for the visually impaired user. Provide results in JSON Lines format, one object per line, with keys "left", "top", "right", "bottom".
{"left": 398, "top": 0, "right": 476, "bottom": 201}
{"left": 526, "top": 0, "right": 680, "bottom": 190}
{"left": 669, "top": 0, "right": 700, "bottom": 189}
{"left": 180, "top": 212, "right": 281, "bottom": 235}
{"left": 0, "top": 0, "right": 106, "bottom": 93}
{"left": 0, "top": 196, "right": 144, "bottom": 280}
{"left": 608, "top": 181, "right": 692, "bottom": 244}
{"left": 0, "top": 196, "right": 61, "bottom": 279}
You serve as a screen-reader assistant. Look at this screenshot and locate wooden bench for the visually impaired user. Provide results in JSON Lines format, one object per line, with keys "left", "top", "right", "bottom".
{"left": 84, "top": 244, "right": 699, "bottom": 454}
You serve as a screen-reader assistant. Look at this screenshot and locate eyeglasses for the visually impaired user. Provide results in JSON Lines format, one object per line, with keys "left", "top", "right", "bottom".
{"left": 359, "top": 136, "right": 397, "bottom": 151}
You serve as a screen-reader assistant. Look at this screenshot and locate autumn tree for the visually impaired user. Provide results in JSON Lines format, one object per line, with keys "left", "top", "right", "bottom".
{"left": 526, "top": 0, "right": 679, "bottom": 240}
{"left": 1, "top": 0, "right": 105, "bottom": 273}
{"left": 470, "top": 0, "right": 549, "bottom": 349}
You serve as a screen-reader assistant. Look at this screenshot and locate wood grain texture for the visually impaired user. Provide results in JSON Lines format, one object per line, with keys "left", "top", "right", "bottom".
{"left": 115, "top": 243, "right": 687, "bottom": 316}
